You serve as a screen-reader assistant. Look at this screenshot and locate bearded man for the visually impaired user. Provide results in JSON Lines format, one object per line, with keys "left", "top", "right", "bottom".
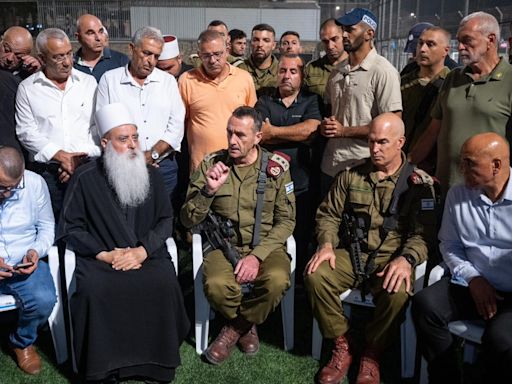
{"left": 57, "top": 102, "right": 189, "bottom": 383}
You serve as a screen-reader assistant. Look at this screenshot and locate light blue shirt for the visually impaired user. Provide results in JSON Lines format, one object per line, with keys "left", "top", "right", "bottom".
{"left": 439, "top": 170, "right": 512, "bottom": 292}
{"left": 0, "top": 170, "right": 55, "bottom": 266}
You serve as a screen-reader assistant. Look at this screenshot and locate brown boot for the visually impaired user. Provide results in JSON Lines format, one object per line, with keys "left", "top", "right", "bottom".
{"left": 12, "top": 345, "right": 41, "bottom": 375}
{"left": 238, "top": 324, "right": 259, "bottom": 355}
{"left": 356, "top": 346, "right": 381, "bottom": 384}
{"left": 318, "top": 335, "right": 352, "bottom": 384}
{"left": 204, "top": 316, "right": 252, "bottom": 365}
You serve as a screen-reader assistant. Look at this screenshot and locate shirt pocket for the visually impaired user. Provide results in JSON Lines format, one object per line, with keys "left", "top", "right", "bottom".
{"left": 348, "top": 188, "right": 373, "bottom": 219}
{"left": 211, "top": 182, "right": 235, "bottom": 217}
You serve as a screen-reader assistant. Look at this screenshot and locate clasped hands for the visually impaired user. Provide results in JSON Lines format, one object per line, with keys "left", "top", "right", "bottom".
{"left": 96, "top": 246, "right": 148, "bottom": 271}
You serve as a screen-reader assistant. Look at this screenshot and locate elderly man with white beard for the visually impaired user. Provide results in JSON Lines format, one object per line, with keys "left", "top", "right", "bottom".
{"left": 57, "top": 102, "right": 189, "bottom": 384}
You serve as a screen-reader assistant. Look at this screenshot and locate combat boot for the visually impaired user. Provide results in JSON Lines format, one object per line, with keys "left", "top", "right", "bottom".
{"left": 203, "top": 316, "right": 252, "bottom": 365}
{"left": 318, "top": 335, "right": 353, "bottom": 384}
{"left": 356, "top": 345, "right": 381, "bottom": 384}
{"left": 238, "top": 324, "right": 259, "bottom": 355}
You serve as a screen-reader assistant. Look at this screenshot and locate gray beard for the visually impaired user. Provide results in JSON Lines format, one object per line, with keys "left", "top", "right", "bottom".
{"left": 103, "top": 142, "right": 150, "bottom": 207}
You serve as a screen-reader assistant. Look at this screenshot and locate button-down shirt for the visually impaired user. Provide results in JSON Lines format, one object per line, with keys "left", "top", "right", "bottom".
{"left": 439, "top": 172, "right": 512, "bottom": 292}
{"left": 15, "top": 69, "right": 100, "bottom": 163}
{"left": 0, "top": 170, "right": 55, "bottom": 266}
{"left": 73, "top": 47, "right": 129, "bottom": 83}
{"left": 96, "top": 65, "right": 185, "bottom": 152}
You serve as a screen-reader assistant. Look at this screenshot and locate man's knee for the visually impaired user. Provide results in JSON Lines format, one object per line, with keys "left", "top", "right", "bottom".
{"left": 204, "top": 275, "right": 240, "bottom": 304}
{"left": 304, "top": 263, "right": 331, "bottom": 294}
{"left": 259, "top": 267, "right": 290, "bottom": 294}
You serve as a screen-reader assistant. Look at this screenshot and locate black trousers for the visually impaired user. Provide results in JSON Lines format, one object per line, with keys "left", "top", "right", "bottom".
{"left": 412, "top": 276, "right": 512, "bottom": 384}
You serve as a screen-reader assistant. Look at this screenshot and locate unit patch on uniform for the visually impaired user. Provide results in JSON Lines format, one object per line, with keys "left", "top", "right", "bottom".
{"left": 421, "top": 198, "right": 435, "bottom": 210}
{"left": 267, "top": 151, "right": 290, "bottom": 179}
{"left": 285, "top": 182, "right": 294, "bottom": 195}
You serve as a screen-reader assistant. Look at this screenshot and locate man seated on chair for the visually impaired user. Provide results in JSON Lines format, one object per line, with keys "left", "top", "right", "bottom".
{"left": 57, "top": 103, "right": 189, "bottom": 383}
{"left": 180, "top": 106, "right": 295, "bottom": 364}
{"left": 0, "top": 146, "right": 56, "bottom": 375}
{"left": 413, "top": 132, "right": 512, "bottom": 384}
{"left": 305, "top": 113, "right": 437, "bottom": 384}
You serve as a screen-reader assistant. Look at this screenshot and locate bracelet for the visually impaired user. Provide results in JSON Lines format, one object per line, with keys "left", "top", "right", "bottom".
{"left": 200, "top": 186, "right": 215, "bottom": 198}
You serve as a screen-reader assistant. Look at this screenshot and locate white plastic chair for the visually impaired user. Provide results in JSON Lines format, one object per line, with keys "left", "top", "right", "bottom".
{"left": 47, "top": 238, "right": 179, "bottom": 369}
{"left": 192, "top": 234, "right": 296, "bottom": 354}
{"left": 311, "top": 260, "right": 427, "bottom": 379}
{"left": 418, "top": 263, "right": 485, "bottom": 384}
{"left": 0, "top": 294, "right": 17, "bottom": 312}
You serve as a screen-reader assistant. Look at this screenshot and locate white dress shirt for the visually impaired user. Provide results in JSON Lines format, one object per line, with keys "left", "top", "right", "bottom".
{"left": 96, "top": 65, "right": 185, "bottom": 151}
{"left": 15, "top": 69, "right": 100, "bottom": 163}
{"left": 0, "top": 170, "right": 55, "bottom": 266}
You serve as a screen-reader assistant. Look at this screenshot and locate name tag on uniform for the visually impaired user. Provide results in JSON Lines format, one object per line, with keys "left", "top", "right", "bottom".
{"left": 421, "top": 198, "right": 434, "bottom": 210}
{"left": 285, "top": 182, "right": 294, "bottom": 194}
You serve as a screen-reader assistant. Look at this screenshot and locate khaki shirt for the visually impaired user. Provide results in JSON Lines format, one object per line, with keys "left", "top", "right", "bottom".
{"left": 180, "top": 147, "right": 296, "bottom": 261}
{"left": 321, "top": 48, "right": 402, "bottom": 177}
{"left": 303, "top": 55, "right": 339, "bottom": 99}
{"left": 239, "top": 55, "right": 279, "bottom": 96}
{"left": 316, "top": 155, "right": 436, "bottom": 265}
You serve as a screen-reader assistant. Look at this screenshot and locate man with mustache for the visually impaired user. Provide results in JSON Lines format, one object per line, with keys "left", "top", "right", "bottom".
{"left": 58, "top": 102, "right": 189, "bottom": 383}
{"left": 409, "top": 11, "right": 512, "bottom": 198}
{"left": 304, "top": 18, "right": 348, "bottom": 100}
{"left": 15, "top": 28, "right": 100, "bottom": 220}
{"left": 96, "top": 26, "right": 185, "bottom": 202}
{"left": 181, "top": 106, "right": 295, "bottom": 365}
{"left": 73, "top": 14, "right": 128, "bottom": 83}
{"left": 401, "top": 26, "right": 451, "bottom": 175}
{"left": 179, "top": 30, "right": 256, "bottom": 173}
{"left": 239, "top": 23, "right": 279, "bottom": 97}
{"left": 255, "top": 54, "right": 321, "bottom": 280}
{"left": 320, "top": 8, "right": 402, "bottom": 196}
{"left": 306, "top": 113, "right": 436, "bottom": 384}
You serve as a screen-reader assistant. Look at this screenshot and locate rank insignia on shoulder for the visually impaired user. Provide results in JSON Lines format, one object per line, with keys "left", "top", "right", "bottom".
{"left": 409, "top": 169, "right": 434, "bottom": 185}
{"left": 267, "top": 151, "right": 290, "bottom": 179}
{"left": 203, "top": 150, "right": 226, "bottom": 163}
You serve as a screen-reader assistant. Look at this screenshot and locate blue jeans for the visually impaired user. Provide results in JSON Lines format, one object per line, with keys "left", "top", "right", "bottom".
{"left": 0, "top": 261, "right": 57, "bottom": 348}
{"left": 158, "top": 156, "right": 178, "bottom": 201}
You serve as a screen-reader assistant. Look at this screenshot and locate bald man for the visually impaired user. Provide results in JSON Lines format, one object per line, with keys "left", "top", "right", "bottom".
{"left": 305, "top": 113, "right": 438, "bottom": 384}
{"left": 0, "top": 26, "right": 40, "bottom": 79}
{"left": 73, "top": 14, "right": 128, "bottom": 82}
{"left": 413, "top": 133, "right": 512, "bottom": 384}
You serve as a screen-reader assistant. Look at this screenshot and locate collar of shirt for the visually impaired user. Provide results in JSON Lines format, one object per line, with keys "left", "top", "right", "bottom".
{"left": 271, "top": 87, "right": 303, "bottom": 106}
{"left": 367, "top": 151, "right": 408, "bottom": 185}
{"left": 249, "top": 54, "right": 278, "bottom": 75}
{"left": 32, "top": 68, "right": 81, "bottom": 89}
{"left": 463, "top": 56, "right": 509, "bottom": 83}
{"left": 120, "top": 63, "right": 165, "bottom": 87}
{"left": 197, "top": 63, "right": 235, "bottom": 83}
{"left": 74, "top": 47, "right": 112, "bottom": 67}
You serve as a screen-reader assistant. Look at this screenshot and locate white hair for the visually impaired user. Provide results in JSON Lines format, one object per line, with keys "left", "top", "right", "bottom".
{"left": 460, "top": 11, "right": 500, "bottom": 42}
{"left": 103, "top": 142, "right": 150, "bottom": 207}
{"left": 131, "top": 26, "right": 163, "bottom": 47}
{"left": 35, "top": 28, "right": 69, "bottom": 55}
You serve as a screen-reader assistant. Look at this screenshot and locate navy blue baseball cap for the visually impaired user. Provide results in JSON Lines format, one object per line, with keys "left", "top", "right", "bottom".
{"left": 335, "top": 8, "right": 378, "bottom": 30}
{"left": 404, "top": 22, "right": 434, "bottom": 53}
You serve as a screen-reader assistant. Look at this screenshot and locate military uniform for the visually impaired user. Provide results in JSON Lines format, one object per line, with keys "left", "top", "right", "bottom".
{"left": 188, "top": 53, "right": 244, "bottom": 68}
{"left": 305, "top": 154, "right": 437, "bottom": 349}
{"left": 238, "top": 55, "right": 279, "bottom": 97}
{"left": 180, "top": 146, "right": 296, "bottom": 324}
{"left": 303, "top": 55, "right": 341, "bottom": 100}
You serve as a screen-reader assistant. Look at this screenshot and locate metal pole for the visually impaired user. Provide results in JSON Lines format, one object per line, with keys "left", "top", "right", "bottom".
{"left": 415, "top": 0, "right": 420, "bottom": 21}
{"left": 464, "top": 0, "right": 469, "bottom": 16}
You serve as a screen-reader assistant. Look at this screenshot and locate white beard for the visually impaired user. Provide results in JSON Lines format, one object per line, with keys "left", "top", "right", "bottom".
{"left": 103, "top": 142, "right": 150, "bottom": 207}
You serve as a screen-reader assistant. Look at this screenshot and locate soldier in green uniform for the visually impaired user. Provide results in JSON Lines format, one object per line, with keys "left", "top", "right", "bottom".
{"left": 238, "top": 23, "right": 279, "bottom": 96}
{"left": 304, "top": 18, "right": 348, "bottom": 100}
{"left": 180, "top": 106, "right": 295, "bottom": 365}
{"left": 305, "top": 113, "right": 437, "bottom": 384}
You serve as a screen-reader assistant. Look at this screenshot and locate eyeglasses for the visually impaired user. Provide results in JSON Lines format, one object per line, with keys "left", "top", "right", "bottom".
{"left": 198, "top": 51, "right": 224, "bottom": 61}
{"left": 50, "top": 51, "right": 73, "bottom": 64}
{"left": 0, "top": 176, "right": 25, "bottom": 194}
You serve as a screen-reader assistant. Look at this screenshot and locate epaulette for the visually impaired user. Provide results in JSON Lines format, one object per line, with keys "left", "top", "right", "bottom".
{"left": 266, "top": 151, "right": 290, "bottom": 179}
{"left": 203, "top": 150, "right": 226, "bottom": 163}
{"left": 409, "top": 168, "right": 434, "bottom": 186}
{"left": 230, "top": 58, "right": 244, "bottom": 67}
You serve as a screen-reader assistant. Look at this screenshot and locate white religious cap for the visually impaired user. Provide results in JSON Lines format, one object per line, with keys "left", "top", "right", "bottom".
{"left": 159, "top": 35, "right": 180, "bottom": 60}
{"left": 95, "top": 103, "right": 136, "bottom": 137}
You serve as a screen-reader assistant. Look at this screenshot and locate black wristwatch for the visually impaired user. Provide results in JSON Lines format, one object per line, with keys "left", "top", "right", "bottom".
{"left": 402, "top": 253, "right": 417, "bottom": 268}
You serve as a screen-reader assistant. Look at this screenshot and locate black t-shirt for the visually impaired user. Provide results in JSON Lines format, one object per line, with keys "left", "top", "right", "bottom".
{"left": 255, "top": 89, "right": 322, "bottom": 195}
{"left": 0, "top": 69, "right": 21, "bottom": 151}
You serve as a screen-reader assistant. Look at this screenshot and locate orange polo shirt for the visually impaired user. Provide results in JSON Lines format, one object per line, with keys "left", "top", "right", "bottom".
{"left": 179, "top": 64, "right": 257, "bottom": 171}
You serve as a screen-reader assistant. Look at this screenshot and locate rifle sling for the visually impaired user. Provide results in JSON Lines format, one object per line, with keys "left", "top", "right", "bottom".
{"left": 252, "top": 150, "right": 270, "bottom": 248}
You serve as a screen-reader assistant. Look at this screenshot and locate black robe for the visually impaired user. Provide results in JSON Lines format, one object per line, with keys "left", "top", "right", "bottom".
{"left": 58, "top": 159, "right": 189, "bottom": 382}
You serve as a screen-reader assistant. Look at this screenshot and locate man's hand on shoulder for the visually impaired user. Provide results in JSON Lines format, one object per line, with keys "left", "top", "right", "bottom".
{"left": 205, "top": 161, "right": 230, "bottom": 195}
{"left": 377, "top": 256, "right": 413, "bottom": 294}
{"left": 305, "top": 243, "right": 336, "bottom": 275}
{"left": 234, "top": 255, "right": 260, "bottom": 284}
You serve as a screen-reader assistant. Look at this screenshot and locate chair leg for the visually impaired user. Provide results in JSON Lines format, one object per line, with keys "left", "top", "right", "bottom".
{"left": 400, "top": 304, "right": 417, "bottom": 378}
{"left": 194, "top": 266, "right": 210, "bottom": 355}
{"left": 281, "top": 274, "right": 295, "bottom": 351}
{"left": 312, "top": 318, "right": 322, "bottom": 360}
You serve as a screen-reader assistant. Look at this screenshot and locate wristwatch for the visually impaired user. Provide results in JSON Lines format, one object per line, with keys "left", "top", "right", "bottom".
{"left": 402, "top": 253, "right": 417, "bottom": 268}
{"left": 151, "top": 150, "right": 160, "bottom": 161}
